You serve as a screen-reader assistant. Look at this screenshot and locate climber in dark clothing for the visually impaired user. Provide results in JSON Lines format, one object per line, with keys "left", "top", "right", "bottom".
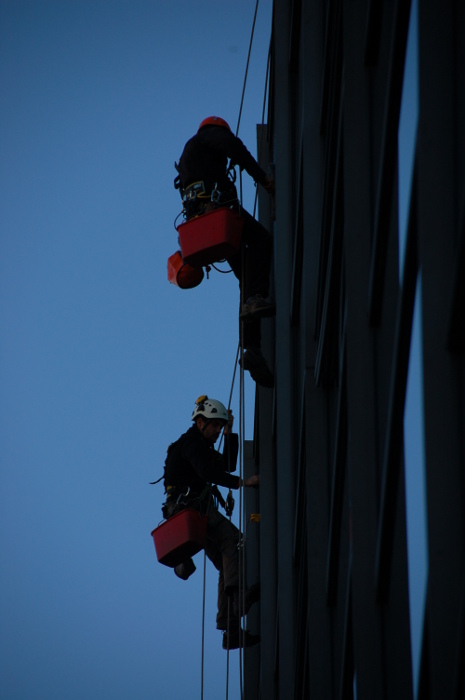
{"left": 162, "top": 396, "right": 260, "bottom": 650}
{"left": 174, "top": 116, "right": 275, "bottom": 388}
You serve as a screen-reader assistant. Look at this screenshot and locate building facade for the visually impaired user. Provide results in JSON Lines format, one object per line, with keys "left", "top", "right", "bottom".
{"left": 244, "top": 1, "right": 465, "bottom": 698}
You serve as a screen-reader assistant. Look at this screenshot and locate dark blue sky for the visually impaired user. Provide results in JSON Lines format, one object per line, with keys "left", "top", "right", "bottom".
{"left": 0, "top": 2, "right": 272, "bottom": 697}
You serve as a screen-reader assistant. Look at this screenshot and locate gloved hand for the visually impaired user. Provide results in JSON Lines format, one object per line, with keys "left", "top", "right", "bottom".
{"left": 224, "top": 409, "right": 234, "bottom": 434}
{"left": 243, "top": 474, "right": 260, "bottom": 488}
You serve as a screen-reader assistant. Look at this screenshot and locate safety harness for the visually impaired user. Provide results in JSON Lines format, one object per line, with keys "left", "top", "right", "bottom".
{"left": 174, "top": 162, "right": 238, "bottom": 221}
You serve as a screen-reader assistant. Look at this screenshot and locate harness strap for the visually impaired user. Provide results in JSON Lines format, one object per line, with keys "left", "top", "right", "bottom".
{"left": 211, "top": 485, "right": 226, "bottom": 510}
{"left": 165, "top": 483, "right": 227, "bottom": 512}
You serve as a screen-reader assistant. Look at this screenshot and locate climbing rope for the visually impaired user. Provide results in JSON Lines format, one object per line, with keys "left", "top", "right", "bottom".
{"left": 200, "top": 549, "right": 207, "bottom": 700}
{"left": 238, "top": 340, "right": 246, "bottom": 694}
{"left": 252, "top": 41, "right": 272, "bottom": 221}
{"left": 236, "top": 0, "right": 261, "bottom": 137}
{"left": 197, "top": 1, "right": 267, "bottom": 697}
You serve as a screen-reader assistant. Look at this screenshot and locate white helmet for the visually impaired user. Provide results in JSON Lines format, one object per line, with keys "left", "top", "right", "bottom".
{"left": 191, "top": 395, "right": 229, "bottom": 422}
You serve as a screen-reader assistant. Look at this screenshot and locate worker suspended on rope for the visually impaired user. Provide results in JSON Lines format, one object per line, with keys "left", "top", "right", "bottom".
{"left": 174, "top": 116, "right": 275, "bottom": 388}
{"left": 162, "top": 395, "right": 261, "bottom": 650}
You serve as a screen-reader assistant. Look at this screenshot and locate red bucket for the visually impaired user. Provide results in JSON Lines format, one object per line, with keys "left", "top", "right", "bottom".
{"left": 177, "top": 208, "right": 243, "bottom": 267}
{"left": 151, "top": 509, "right": 208, "bottom": 567}
{"left": 167, "top": 250, "right": 204, "bottom": 289}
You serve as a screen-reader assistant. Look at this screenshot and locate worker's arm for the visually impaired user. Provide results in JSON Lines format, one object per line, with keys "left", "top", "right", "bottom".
{"left": 204, "top": 127, "right": 268, "bottom": 186}
{"left": 222, "top": 410, "right": 238, "bottom": 472}
{"left": 226, "top": 133, "right": 268, "bottom": 185}
{"left": 182, "top": 435, "right": 241, "bottom": 489}
{"left": 222, "top": 433, "right": 238, "bottom": 472}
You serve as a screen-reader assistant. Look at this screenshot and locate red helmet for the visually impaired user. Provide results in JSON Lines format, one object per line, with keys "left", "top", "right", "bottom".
{"left": 198, "top": 116, "right": 231, "bottom": 132}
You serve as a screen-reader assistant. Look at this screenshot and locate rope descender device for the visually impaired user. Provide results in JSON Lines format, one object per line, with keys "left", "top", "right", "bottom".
{"left": 210, "top": 184, "right": 222, "bottom": 204}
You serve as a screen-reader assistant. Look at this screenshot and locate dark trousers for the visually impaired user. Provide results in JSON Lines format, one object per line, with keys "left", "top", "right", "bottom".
{"left": 227, "top": 207, "right": 273, "bottom": 350}
{"left": 204, "top": 506, "right": 241, "bottom": 630}
{"left": 165, "top": 500, "right": 241, "bottom": 630}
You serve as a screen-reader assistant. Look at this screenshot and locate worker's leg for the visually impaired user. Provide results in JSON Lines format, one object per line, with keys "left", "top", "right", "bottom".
{"left": 227, "top": 209, "right": 272, "bottom": 301}
{"left": 204, "top": 508, "right": 241, "bottom": 629}
{"left": 240, "top": 209, "right": 273, "bottom": 299}
{"left": 205, "top": 508, "right": 240, "bottom": 590}
{"left": 241, "top": 315, "right": 261, "bottom": 350}
{"left": 228, "top": 249, "right": 262, "bottom": 350}
{"left": 226, "top": 209, "right": 274, "bottom": 386}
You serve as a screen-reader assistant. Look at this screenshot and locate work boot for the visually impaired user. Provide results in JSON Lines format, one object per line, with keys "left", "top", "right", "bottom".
{"left": 240, "top": 294, "right": 276, "bottom": 321}
{"left": 222, "top": 629, "right": 261, "bottom": 650}
{"left": 240, "top": 348, "right": 274, "bottom": 388}
{"left": 174, "top": 558, "right": 196, "bottom": 581}
{"left": 233, "top": 583, "right": 261, "bottom": 618}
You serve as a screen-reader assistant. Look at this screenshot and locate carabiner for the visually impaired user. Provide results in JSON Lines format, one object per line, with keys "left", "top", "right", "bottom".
{"left": 176, "top": 486, "right": 190, "bottom": 504}
{"left": 211, "top": 184, "right": 222, "bottom": 204}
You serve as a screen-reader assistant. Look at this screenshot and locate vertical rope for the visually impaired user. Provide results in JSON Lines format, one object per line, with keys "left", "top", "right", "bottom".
{"left": 237, "top": 181, "right": 247, "bottom": 689}
{"left": 200, "top": 550, "right": 207, "bottom": 700}
{"left": 199, "top": 2, "right": 266, "bottom": 697}
{"left": 236, "top": 0, "right": 261, "bottom": 137}
{"left": 252, "top": 43, "right": 271, "bottom": 220}
{"left": 238, "top": 339, "right": 245, "bottom": 697}
{"left": 225, "top": 598, "right": 230, "bottom": 700}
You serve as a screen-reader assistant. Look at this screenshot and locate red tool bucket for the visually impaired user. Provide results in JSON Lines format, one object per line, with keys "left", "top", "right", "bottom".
{"left": 167, "top": 250, "right": 204, "bottom": 289}
{"left": 151, "top": 509, "right": 208, "bottom": 567}
{"left": 177, "top": 207, "right": 243, "bottom": 267}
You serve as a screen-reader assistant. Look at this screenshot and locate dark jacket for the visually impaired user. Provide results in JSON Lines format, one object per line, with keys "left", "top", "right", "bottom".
{"left": 176, "top": 125, "right": 268, "bottom": 194}
{"left": 164, "top": 425, "right": 240, "bottom": 495}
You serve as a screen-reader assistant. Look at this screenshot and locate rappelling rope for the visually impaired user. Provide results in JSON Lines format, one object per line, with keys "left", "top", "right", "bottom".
{"left": 238, "top": 331, "right": 246, "bottom": 695}
{"left": 224, "top": 31, "right": 260, "bottom": 700}
{"left": 232, "top": 0, "right": 262, "bottom": 695}
{"left": 198, "top": 0, "right": 264, "bottom": 697}
{"left": 253, "top": 40, "right": 271, "bottom": 221}
{"left": 200, "top": 548, "right": 207, "bottom": 700}
{"left": 236, "top": 0, "right": 260, "bottom": 138}
{"left": 223, "top": 341, "right": 240, "bottom": 700}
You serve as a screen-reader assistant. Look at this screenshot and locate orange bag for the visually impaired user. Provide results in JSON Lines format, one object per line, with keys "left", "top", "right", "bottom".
{"left": 167, "top": 250, "right": 204, "bottom": 289}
